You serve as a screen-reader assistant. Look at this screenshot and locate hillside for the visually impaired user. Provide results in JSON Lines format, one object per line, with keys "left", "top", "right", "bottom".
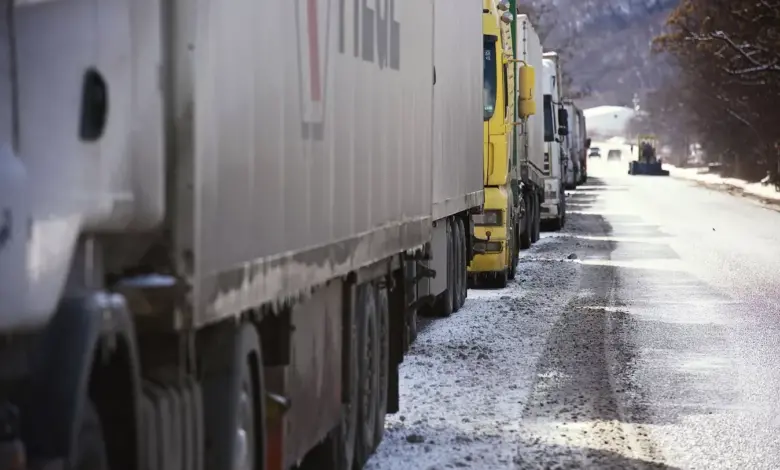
{"left": 526, "top": 0, "right": 678, "bottom": 108}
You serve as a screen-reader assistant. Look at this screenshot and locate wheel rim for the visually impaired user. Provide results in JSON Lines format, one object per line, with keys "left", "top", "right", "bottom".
{"left": 234, "top": 382, "right": 254, "bottom": 470}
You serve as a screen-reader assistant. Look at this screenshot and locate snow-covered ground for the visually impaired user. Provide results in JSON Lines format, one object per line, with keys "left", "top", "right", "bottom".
{"left": 365, "top": 234, "right": 583, "bottom": 469}
{"left": 665, "top": 165, "right": 780, "bottom": 205}
{"left": 589, "top": 137, "right": 780, "bottom": 205}
{"left": 364, "top": 193, "right": 662, "bottom": 469}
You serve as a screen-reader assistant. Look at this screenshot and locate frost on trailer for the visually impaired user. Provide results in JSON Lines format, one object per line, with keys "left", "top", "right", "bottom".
{"left": 192, "top": 0, "right": 433, "bottom": 325}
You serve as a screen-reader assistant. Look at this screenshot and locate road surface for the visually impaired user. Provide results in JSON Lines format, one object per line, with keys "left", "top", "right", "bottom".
{"left": 366, "top": 156, "right": 780, "bottom": 469}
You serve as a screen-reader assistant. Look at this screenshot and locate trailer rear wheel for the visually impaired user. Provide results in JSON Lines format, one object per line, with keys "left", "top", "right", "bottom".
{"left": 202, "top": 324, "right": 266, "bottom": 470}
{"left": 449, "top": 219, "right": 459, "bottom": 313}
{"left": 511, "top": 221, "right": 520, "bottom": 276}
{"left": 508, "top": 224, "right": 517, "bottom": 281}
{"left": 495, "top": 269, "right": 508, "bottom": 288}
{"left": 520, "top": 198, "right": 532, "bottom": 250}
{"left": 72, "top": 399, "right": 110, "bottom": 470}
{"left": 235, "top": 361, "right": 259, "bottom": 470}
{"left": 355, "top": 283, "right": 380, "bottom": 467}
{"left": 408, "top": 307, "right": 418, "bottom": 344}
{"left": 374, "top": 283, "right": 390, "bottom": 442}
{"left": 435, "top": 222, "right": 454, "bottom": 317}
{"left": 452, "top": 219, "right": 464, "bottom": 312}
{"left": 455, "top": 218, "right": 468, "bottom": 307}
{"left": 531, "top": 194, "right": 541, "bottom": 243}
{"left": 302, "top": 292, "right": 358, "bottom": 470}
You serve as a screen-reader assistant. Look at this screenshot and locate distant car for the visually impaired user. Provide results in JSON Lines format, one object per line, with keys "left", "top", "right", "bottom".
{"left": 607, "top": 149, "right": 622, "bottom": 161}
{"left": 588, "top": 147, "right": 601, "bottom": 158}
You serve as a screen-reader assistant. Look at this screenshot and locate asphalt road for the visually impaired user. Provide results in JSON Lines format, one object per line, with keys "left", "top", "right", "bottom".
{"left": 367, "top": 155, "right": 780, "bottom": 469}
{"left": 580, "top": 157, "right": 780, "bottom": 469}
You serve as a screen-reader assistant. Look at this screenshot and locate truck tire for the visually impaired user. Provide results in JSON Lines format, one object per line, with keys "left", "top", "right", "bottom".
{"left": 434, "top": 223, "right": 454, "bottom": 317}
{"left": 495, "top": 269, "right": 508, "bottom": 288}
{"left": 531, "top": 194, "right": 541, "bottom": 243}
{"left": 507, "top": 224, "right": 517, "bottom": 281}
{"left": 374, "top": 283, "right": 390, "bottom": 442}
{"left": 449, "top": 219, "right": 459, "bottom": 313}
{"left": 202, "top": 323, "right": 266, "bottom": 470}
{"left": 519, "top": 198, "right": 532, "bottom": 250}
{"left": 355, "top": 283, "right": 380, "bottom": 467}
{"left": 303, "top": 294, "right": 358, "bottom": 470}
{"left": 408, "top": 307, "right": 418, "bottom": 344}
{"left": 71, "top": 399, "right": 110, "bottom": 470}
{"left": 235, "top": 355, "right": 261, "bottom": 470}
{"left": 456, "top": 218, "right": 468, "bottom": 307}
{"left": 511, "top": 222, "right": 520, "bottom": 276}
{"left": 453, "top": 219, "right": 468, "bottom": 311}
{"left": 452, "top": 220, "right": 462, "bottom": 313}
{"left": 548, "top": 212, "right": 563, "bottom": 231}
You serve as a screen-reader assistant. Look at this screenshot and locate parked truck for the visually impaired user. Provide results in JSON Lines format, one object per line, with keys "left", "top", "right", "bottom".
{"left": 563, "top": 101, "right": 588, "bottom": 189}
{"left": 0, "top": 1, "right": 483, "bottom": 469}
{"left": 541, "top": 52, "right": 569, "bottom": 231}
{"left": 577, "top": 107, "right": 591, "bottom": 185}
{"left": 419, "top": 0, "right": 485, "bottom": 319}
{"left": 469, "top": 0, "right": 537, "bottom": 287}
{"left": 514, "top": 13, "right": 545, "bottom": 250}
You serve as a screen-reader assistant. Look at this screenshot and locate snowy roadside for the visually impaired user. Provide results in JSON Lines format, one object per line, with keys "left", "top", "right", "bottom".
{"left": 365, "top": 206, "right": 622, "bottom": 469}
{"left": 666, "top": 165, "right": 780, "bottom": 207}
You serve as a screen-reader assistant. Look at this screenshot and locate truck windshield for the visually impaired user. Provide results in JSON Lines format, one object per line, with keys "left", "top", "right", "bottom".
{"left": 483, "top": 36, "right": 498, "bottom": 121}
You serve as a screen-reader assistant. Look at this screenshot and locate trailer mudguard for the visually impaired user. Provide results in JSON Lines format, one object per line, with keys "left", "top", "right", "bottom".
{"left": 20, "top": 293, "right": 141, "bottom": 467}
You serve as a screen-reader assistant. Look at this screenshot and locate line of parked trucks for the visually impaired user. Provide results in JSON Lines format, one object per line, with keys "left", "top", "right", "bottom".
{"left": 0, "top": 1, "right": 589, "bottom": 469}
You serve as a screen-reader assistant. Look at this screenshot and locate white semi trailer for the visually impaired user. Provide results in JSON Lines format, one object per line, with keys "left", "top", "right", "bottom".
{"left": 420, "top": 0, "right": 485, "bottom": 319}
{"left": 541, "top": 51, "right": 568, "bottom": 231}
{"left": 515, "top": 14, "right": 545, "bottom": 248}
{"left": 564, "top": 101, "right": 580, "bottom": 189}
{"left": 0, "top": 1, "right": 483, "bottom": 469}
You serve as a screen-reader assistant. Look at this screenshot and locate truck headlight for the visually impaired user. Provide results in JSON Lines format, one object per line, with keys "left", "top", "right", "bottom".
{"left": 473, "top": 210, "right": 503, "bottom": 226}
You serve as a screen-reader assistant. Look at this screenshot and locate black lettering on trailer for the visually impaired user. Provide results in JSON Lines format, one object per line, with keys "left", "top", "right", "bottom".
{"left": 339, "top": 0, "right": 400, "bottom": 70}
{"left": 360, "top": 0, "right": 375, "bottom": 62}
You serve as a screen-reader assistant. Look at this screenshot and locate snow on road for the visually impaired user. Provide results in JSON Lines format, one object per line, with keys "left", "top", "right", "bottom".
{"left": 588, "top": 137, "right": 780, "bottom": 206}
{"left": 666, "top": 165, "right": 780, "bottom": 206}
{"left": 366, "top": 184, "right": 666, "bottom": 469}
{"left": 365, "top": 234, "right": 581, "bottom": 469}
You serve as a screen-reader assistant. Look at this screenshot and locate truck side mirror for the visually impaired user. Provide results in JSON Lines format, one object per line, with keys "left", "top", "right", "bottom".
{"left": 585, "top": 137, "right": 591, "bottom": 148}
{"left": 558, "top": 108, "right": 569, "bottom": 136}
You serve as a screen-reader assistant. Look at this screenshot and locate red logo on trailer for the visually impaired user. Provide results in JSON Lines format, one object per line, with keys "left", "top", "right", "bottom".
{"left": 296, "top": 0, "right": 331, "bottom": 140}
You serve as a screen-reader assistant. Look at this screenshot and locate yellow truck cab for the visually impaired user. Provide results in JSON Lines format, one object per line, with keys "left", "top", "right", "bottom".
{"left": 469, "top": 0, "right": 519, "bottom": 287}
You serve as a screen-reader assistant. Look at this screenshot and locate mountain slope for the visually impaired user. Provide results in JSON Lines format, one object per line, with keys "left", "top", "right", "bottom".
{"left": 526, "top": 0, "right": 677, "bottom": 107}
